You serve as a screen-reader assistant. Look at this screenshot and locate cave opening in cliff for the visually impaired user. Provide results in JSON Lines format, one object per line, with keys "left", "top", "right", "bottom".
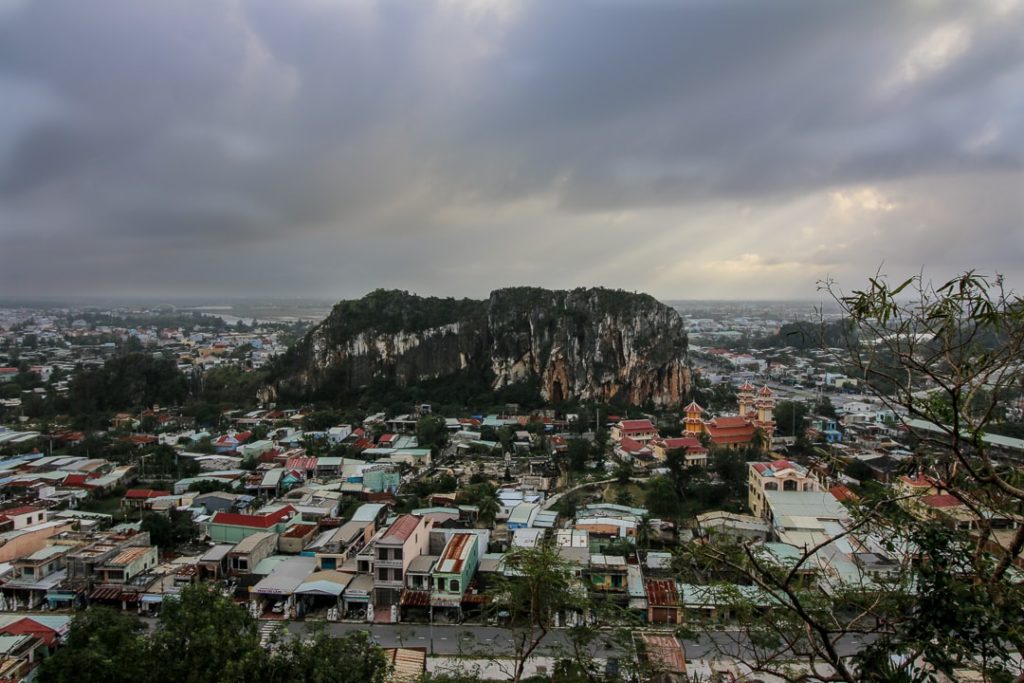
{"left": 551, "top": 380, "right": 564, "bottom": 403}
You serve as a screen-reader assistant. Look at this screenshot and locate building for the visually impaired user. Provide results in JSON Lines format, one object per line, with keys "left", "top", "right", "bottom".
{"left": 430, "top": 532, "right": 479, "bottom": 620}
{"left": 370, "top": 514, "right": 432, "bottom": 607}
{"left": 96, "top": 546, "right": 158, "bottom": 584}
{"left": 683, "top": 384, "right": 776, "bottom": 450}
{"left": 226, "top": 531, "right": 278, "bottom": 576}
{"left": 610, "top": 419, "right": 658, "bottom": 444}
{"left": 0, "top": 508, "right": 47, "bottom": 531}
{"left": 207, "top": 505, "right": 296, "bottom": 544}
{"left": 649, "top": 437, "right": 708, "bottom": 467}
{"left": 748, "top": 459, "right": 821, "bottom": 519}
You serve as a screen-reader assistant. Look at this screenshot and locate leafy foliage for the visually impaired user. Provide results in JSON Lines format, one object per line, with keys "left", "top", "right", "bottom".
{"left": 69, "top": 353, "right": 187, "bottom": 413}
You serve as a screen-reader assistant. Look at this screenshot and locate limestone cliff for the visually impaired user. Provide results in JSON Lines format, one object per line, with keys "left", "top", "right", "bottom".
{"left": 269, "top": 287, "right": 689, "bottom": 405}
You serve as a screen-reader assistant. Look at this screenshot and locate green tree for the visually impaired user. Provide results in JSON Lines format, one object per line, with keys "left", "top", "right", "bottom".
{"left": 686, "top": 271, "right": 1024, "bottom": 682}
{"left": 416, "top": 414, "right": 449, "bottom": 451}
{"left": 644, "top": 475, "right": 680, "bottom": 519}
{"left": 613, "top": 461, "right": 633, "bottom": 485}
{"left": 37, "top": 607, "right": 148, "bottom": 683}
{"left": 565, "top": 438, "right": 591, "bottom": 472}
{"left": 264, "top": 626, "right": 390, "bottom": 683}
{"left": 774, "top": 400, "right": 808, "bottom": 438}
{"left": 489, "top": 544, "right": 584, "bottom": 682}
{"left": 148, "top": 584, "right": 266, "bottom": 683}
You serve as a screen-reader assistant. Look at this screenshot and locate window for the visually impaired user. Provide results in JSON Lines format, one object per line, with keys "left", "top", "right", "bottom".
{"left": 394, "top": 569, "right": 402, "bottom": 581}
{"left": 436, "top": 577, "right": 444, "bottom": 591}
{"left": 392, "top": 548, "right": 403, "bottom": 560}
{"left": 378, "top": 548, "right": 389, "bottom": 561}
{"left": 449, "top": 579, "right": 459, "bottom": 593}
{"left": 783, "top": 480, "right": 797, "bottom": 492}
{"left": 378, "top": 568, "right": 388, "bottom": 581}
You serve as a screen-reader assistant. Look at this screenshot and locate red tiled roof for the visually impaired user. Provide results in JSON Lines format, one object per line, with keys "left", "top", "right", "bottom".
{"left": 211, "top": 505, "right": 294, "bottom": 529}
{"left": 618, "top": 437, "right": 651, "bottom": 454}
{"left": 659, "top": 437, "right": 704, "bottom": 451}
{"left": 682, "top": 401, "right": 704, "bottom": 413}
{"left": 282, "top": 523, "right": 317, "bottom": 539}
{"left": 63, "top": 474, "right": 89, "bottom": 487}
{"left": 899, "top": 474, "right": 934, "bottom": 488}
{"left": 829, "top": 485, "right": 857, "bottom": 502}
{"left": 921, "top": 494, "right": 961, "bottom": 509}
{"left": 382, "top": 514, "right": 422, "bottom": 542}
{"left": 123, "top": 489, "right": 169, "bottom": 499}
{"left": 619, "top": 419, "right": 655, "bottom": 432}
{"left": 285, "top": 456, "right": 318, "bottom": 472}
{"left": 709, "top": 416, "right": 750, "bottom": 429}
{"left": 0, "top": 506, "right": 41, "bottom": 516}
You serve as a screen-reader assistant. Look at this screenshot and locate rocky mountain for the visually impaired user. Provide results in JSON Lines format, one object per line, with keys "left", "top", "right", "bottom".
{"left": 268, "top": 287, "right": 689, "bottom": 406}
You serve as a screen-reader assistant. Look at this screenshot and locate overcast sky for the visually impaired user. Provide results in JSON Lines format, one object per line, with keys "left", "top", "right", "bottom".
{"left": 1, "top": 0, "right": 1022, "bottom": 301}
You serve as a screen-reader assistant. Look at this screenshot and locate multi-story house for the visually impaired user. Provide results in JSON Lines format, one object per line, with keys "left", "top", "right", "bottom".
{"left": 610, "top": 419, "right": 658, "bottom": 444}
{"left": 370, "top": 514, "right": 431, "bottom": 607}
{"left": 430, "top": 533, "right": 479, "bottom": 621}
{"left": 748, "top": 459, "right": 820, "bottom": 519}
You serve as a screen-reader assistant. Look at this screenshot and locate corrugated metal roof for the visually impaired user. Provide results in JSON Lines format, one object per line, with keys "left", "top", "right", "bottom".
{"left": 435, "top": 533, "right": 473, "bottom": 574}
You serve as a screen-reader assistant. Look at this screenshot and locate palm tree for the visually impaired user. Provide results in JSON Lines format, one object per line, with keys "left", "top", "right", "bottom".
{"left": 636, "top": 514, "right": 655, "bottom": 550}
{"left": 477, "top": 492, "right": 500, "bottom": 529}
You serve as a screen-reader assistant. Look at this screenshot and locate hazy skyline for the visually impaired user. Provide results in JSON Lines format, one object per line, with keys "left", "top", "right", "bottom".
{"left": 1, "top": 0, "right": 1022, "bottom": 301}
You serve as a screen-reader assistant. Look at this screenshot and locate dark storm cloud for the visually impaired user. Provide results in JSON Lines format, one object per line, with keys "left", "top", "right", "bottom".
{"left": 0, "top": 0, "right": 1021, "bottom": 299}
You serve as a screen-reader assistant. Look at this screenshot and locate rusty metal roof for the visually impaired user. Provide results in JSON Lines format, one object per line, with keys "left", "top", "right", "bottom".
{"left": 644, "top": 579, "right": 679, "bottom": 607}
{"left": 639, "top": 633, "right": 686, "bottom": 674}
{"left": 435, "top": 533, "right": 473, "bottom": 574}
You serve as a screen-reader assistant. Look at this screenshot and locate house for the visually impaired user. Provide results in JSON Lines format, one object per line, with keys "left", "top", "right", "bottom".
{"left": 226, "top": 531, "right": 278, "bottom": 576}
{"left": 649, "top": 437, "right": 708, "bottom": 467}
{"left": 278, "top": 524, "right": 318, "bottom": 554}
{"left": 369, "top": 514, "right": 432, "bottom": 607}
{"left": 645, "top": 579, "right": 682, "bottom": 624}
{"left": 587, "top": 554, "right": 628, "bottom": 593}
{"left": 507, "top": 503, "right": 540, "bottom": 531}
{"left": 748, "top": 459, "right": 821, "bottom": 519}
{"left": 3, "top": 545, "right": 75, "bottom": 609}
{"left": 0, "top": 507, "right": 47, "bottom": 531}
{"left": 610, "top": 419, "right": 658, "bottom": 444}
{"left": 207, "top": 505, "right": 296, "bottom": 544}
{"left": 96, "top": 546, "right": 159, "bottom": 584}
{"left": 121, "top": 489, "right": 170, "bottom": 512}
{"left": 430, "top": 532, "right": 480, "bottom": 620}
{"left": 615, "top": 437, "right": 654, "bottom": 463}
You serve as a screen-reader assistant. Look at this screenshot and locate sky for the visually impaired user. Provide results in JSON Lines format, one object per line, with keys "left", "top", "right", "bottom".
{"left": 1, "top": 0, "right": 1022, "bottom": 301}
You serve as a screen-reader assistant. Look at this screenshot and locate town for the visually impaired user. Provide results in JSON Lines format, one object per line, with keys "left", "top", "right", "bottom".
{"left": 0, "top": 290, "right": 1020, "bottom": 683}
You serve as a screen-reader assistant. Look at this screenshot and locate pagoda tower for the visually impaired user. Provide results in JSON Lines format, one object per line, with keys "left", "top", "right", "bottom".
{"left": 683, "top": 401, "right": 705, "bottom": 437}
{"left": 737, "top": 381, "right": 756, "bottom": 417}
{"left": 752, "top": 384, "right": 776, "bottom": 432}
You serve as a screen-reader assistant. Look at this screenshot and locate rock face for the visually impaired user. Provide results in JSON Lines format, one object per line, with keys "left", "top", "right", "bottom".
{"left": 270, "top": 287, "right": 689, "bottom": 406}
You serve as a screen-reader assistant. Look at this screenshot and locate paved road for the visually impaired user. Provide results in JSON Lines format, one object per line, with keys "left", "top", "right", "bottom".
{"left": 280, "top": 621, "right": 877, "bottom": 660}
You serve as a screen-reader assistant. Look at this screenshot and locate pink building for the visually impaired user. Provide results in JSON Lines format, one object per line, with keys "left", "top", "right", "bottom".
{"left": 371, "top": 514, "right": 431, "bottom": 606}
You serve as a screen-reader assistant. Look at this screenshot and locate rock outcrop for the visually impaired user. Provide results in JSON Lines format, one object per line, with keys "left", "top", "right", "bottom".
{"left": 269, "top": 287, "right": 689, "bottom": 406}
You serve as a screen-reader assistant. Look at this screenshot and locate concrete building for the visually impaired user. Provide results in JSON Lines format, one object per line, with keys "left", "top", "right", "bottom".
{"left": 748, "top": 459, "right": 821, "bottom": 519}
{"left": 371, "top": 514, "right": 432, "bottom": 607}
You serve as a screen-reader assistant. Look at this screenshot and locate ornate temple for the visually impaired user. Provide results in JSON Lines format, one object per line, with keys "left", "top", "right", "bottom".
{"left": 683, "top": 382, "right": 775, "bottom": 449}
